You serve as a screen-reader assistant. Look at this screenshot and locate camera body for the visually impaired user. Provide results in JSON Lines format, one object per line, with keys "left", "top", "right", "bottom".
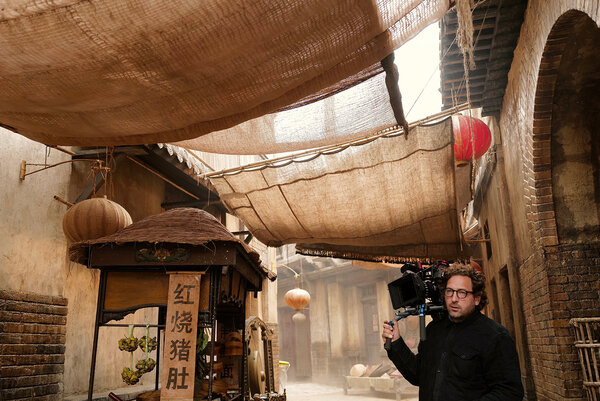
{"left": 387, "top": 261, "right": 449, "bottom": 311}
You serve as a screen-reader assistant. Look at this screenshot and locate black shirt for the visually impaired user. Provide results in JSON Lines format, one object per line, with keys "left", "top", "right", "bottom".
{"left": 386, "top": 310, "right": 524, "bottom": 401}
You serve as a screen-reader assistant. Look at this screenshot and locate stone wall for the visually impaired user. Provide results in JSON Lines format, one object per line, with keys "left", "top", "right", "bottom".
{"left": 0, "top": 290, "right": 68, "bottom": 401}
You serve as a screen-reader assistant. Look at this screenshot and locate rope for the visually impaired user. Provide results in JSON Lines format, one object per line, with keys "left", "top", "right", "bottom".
{"left": 407, "top": 35, "right": 457, "bottom": 118}
{"left": 456, "top": 0, "right": 476, "bottom": 71}
{"left": 204, "top": 103, "right": 469, "bottom": 179}
{"left": 454, "top": 0, "right": 493, "bottom": 198}
{"left": 451, "top": 0, "right": 491, "bottom": 107}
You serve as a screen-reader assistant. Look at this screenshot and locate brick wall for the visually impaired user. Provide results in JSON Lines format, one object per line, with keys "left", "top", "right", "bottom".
{"left": 500, "top": 2, "right": 600, "bottom": 400}
{"left": 520, "top": 243, "right": 600, "bottom": 400}
{"left": 0, "top": 290, "right": 68, "bottom": 401}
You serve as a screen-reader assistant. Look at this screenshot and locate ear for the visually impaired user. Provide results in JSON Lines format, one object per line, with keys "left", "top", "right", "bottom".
{"left": 474, "top": 294, "right": 481, "bottom": 306}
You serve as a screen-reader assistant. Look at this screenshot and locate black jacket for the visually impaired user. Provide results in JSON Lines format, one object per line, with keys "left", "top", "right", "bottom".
{"left": 386, "top": 310, "right": 524, "bottom": 401}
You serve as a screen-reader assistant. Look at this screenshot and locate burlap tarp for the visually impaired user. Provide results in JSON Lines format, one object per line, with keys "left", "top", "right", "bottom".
{"left": 177, "top": 70, "right": 398, "bottom": 154}
{"left": 209, "top": 118, "right": 471, "bottom": 262}
{"left": 0, "top": 0, "right": 448, "bottom": 147}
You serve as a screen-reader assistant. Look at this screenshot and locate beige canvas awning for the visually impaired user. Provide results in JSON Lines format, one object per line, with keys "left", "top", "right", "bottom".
{"left": 0, "top": 0, "right": 448, "bottom": 147}
{"left": 176, "top": 70, "right": 398, "bottom": 155}
{"left": 209, "top": 118, "right": 471, "bottom": 262}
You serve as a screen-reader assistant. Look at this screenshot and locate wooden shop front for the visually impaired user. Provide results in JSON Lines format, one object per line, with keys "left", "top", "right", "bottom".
{"left": 69, "top": 208, "right": 281, "bottom": 401}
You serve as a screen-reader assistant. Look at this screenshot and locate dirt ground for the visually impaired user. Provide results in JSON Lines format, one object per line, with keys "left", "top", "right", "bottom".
{"left": 284, "top": 381, "right": 418, "bottom": 401}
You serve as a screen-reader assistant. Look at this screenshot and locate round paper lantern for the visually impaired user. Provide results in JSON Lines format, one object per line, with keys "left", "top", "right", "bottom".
{"left": 292, "top": 311, "right": 306, "bottom": 324}
{"left": 451, "top": 115, "right": 492, "bottom": 164}
{"left": 62, "top": 195, "right": 132, "bottom": 242}
{"left": 284, "top": 288, "right": 310, "bottom": 311}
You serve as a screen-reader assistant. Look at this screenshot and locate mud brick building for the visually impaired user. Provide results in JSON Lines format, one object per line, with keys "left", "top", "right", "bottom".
{"left": 441, "top": 1, "right": 600, "bottom": 400}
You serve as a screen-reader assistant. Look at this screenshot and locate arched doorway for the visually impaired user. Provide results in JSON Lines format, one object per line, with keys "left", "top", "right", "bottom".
{"left": 528, "top": 9, "right": 600, "bottom": 400}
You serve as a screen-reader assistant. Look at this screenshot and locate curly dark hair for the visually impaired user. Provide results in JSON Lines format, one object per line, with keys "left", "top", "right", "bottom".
{"left": 442, "top": 263, "right": 488, "bottom": 309}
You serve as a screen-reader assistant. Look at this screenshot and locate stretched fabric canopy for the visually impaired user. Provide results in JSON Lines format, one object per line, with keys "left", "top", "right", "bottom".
{"left": 209, "top": 118, "right": 471, "bottom": 262}
{"left": 0, "top": 0, "right": 448, "bottom": 147}
{"left": 177, "top": 69, "right": 397, "bottom": 155}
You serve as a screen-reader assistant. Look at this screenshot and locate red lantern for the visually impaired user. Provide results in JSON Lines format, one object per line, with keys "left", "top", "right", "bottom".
{"left": 451, "top": 115, "right": 492, "bottom": 164}
{"left": 284, "top": 288, "right": 310, "bottom": 311}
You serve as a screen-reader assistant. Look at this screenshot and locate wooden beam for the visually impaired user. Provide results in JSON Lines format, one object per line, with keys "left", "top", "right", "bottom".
{"left": 442, "top": 52, "right": 492, "bottom": 67}
{"left": 444, "top": 41, "right": 493, "bottom": 57}
{"left": 444, "top": 19, "right": 497, "bottom": 35}
{"left": 443, "top": 69, "right": 488, "bottom": 83}
{"left": 71, "top": 145, "right": 148, "bottom": 159}
{"left": 161, "top": 199, "right": 223, "bottom": 210}
{"left": 74, "top": 153, "right": 126, "bottom": 203}
{"left": 443, "top": 60, "right": 489, "bottom": 75}
{"left": 136, "top": 146, "right": 219, "bottom": 200}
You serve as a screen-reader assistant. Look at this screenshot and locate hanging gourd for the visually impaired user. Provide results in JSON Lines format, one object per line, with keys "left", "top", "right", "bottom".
{"left": 284, "top": 288, "right": 310, "bottom": 311}
{"left": 451, "top": 115, "right": 492, "bottom": 165}
{"left": 62, "top": 195, "right": 132, "bottom": 242}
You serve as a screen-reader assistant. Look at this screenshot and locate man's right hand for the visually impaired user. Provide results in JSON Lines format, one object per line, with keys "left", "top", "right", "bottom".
{"left": 382, "top": 320, "right": 400, "bottom": 344}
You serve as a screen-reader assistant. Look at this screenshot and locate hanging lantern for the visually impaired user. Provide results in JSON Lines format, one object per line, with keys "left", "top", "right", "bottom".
{"left": 292, "top": 311, "right": 306, "bottom": 324}
{"left": 451, "top": 115, "right": 492, "bottom": 164}
{"left": 284, "top": 288, "right": 310, "bottom": 311}
{"left": 62, "top": 195, "right": 132, "bottom": 242}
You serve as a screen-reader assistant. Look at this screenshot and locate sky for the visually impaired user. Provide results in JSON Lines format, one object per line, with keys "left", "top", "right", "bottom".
{"left": 394, "top": 22, "right": 443, "bottom": 121}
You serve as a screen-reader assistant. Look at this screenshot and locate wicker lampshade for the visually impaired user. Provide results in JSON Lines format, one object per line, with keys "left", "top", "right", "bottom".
{"left": 62, "top": 196, "right": 132, "bottom": 243}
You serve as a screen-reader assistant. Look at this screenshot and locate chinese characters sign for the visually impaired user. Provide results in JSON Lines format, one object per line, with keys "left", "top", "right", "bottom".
{"left": 161, "top": 273, "right": 202, "bottom": 401}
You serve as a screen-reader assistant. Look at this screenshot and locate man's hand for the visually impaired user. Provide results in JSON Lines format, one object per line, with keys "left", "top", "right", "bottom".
{"left": 382, "top": 320, "right": 400, "bottom": 344}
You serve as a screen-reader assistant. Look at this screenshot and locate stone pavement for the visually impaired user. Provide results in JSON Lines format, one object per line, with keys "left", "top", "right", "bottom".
{"left": 65, "top": 380, "right": 419, "bottom": 401}
{"left": 284, "top": 381, "right": 418, "bottom": 401}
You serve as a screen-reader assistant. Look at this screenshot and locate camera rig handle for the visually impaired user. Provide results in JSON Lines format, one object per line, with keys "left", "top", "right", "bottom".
{"left": 383, "top": 304, "right": 444, "bottom": 352}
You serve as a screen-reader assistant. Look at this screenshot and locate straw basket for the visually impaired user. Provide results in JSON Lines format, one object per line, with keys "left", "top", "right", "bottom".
{"left": 570, "top": 318, "right": 600, "bottom": 401}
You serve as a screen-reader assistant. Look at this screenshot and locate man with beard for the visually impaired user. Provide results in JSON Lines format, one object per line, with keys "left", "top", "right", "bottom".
{"left": 382, "top": 264, "right": 524, "bottom": 401}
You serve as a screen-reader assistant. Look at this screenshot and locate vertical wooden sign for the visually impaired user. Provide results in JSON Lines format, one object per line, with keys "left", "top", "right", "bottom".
{"left": 161, "top": 273, "right": 202, "bottom": 401}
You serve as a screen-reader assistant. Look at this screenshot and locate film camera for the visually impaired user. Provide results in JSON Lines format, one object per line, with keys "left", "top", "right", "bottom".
{"left": 384, "top": 261, "right": 449, "bottom": 349}
{"left": 388, "top": 260, "right": 449, "bottom": 310}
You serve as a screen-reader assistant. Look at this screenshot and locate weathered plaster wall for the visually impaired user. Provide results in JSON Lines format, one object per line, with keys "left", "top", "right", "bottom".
{"left": 0, "top": 129, "right": 71, "bottom": 296}
{"left": 307, "top": 279, "right": 330, "bottom": 378}
{"left": 63, "top": 158, "right": 165, "bottom": 396}
{"left": 0, "top": 131, "right": 168, "bottom": 397}
{"left": 550, "top": 16, "right": 600, "bottom": 243}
